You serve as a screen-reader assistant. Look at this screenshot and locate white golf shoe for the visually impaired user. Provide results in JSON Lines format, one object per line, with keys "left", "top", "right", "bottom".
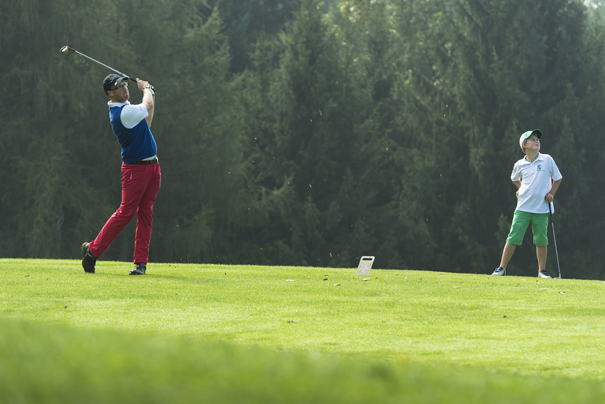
{"left": 491, "top": 267, "right": 506, "bottom": 276}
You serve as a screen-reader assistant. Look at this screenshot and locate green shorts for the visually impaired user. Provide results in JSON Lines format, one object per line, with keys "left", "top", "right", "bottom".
{"left": 506, "top": 210, "right": 549, "bottom": 247}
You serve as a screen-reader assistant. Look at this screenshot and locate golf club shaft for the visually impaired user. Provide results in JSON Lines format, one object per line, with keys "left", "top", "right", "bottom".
{"left": 549, "top": 203, "right": 562, "bottom": 279}
{"left": 61, "top": 46, "right": 155, "bottom": 91}
{"left": 551, "top": 222, "right": 562, "bottom": 279}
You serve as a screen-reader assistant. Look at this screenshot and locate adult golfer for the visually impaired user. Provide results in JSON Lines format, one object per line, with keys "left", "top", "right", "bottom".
{"left": 81, "top": 74, "right": 161, "bottom": 275}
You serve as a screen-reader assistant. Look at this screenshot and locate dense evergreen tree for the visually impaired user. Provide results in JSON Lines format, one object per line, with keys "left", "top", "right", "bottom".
{"left": 240, "top": 0, "right": 375, "bottom": 266}
{"left": 201, "top": 0, "right": 301, "bottom": 72}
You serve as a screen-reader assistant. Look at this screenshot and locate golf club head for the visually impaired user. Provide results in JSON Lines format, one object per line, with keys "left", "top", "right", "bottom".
{"left": 60, "top": 46, "right": 71, "bottom": 53}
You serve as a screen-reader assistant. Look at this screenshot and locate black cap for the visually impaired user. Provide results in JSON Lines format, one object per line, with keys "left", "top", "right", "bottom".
{"left": 103, "top": 74, "right": 129, "bottom": 94}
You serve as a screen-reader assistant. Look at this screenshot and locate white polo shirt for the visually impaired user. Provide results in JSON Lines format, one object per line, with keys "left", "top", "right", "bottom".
{"left": 511, "top": 153, "right": 562, "bottom": 214}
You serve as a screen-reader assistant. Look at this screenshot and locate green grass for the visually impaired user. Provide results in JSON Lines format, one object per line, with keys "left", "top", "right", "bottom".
{"left": 2, "top": 258, "right": 605, "bottom": 403}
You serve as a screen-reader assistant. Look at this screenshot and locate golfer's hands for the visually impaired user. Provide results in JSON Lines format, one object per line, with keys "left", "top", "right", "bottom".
{"left": 136, "top": 78, "right": 151, "bottom": 91}
{"left": 516, "top": 190, "right": 519, "bottom": 198}
{"left": 545, "top": 193, "right": 555, "bottom": 203}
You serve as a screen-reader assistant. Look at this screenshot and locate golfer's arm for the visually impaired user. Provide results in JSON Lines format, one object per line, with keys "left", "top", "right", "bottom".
{"left": 142, "top": 88, "right": 155, "bottom": 128}
{"left": 512, "top": 180, "right": 521, "bottom": 189}
{"left": 549, "top": 179, "right": 562, "bottom": 197}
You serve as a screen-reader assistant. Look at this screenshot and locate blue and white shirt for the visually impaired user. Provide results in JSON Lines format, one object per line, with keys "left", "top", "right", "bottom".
{"left": 108, "top": 101, "right": 157, "bottom": 163}
{"left": 511, "top": 153, "right": 562, "bottom": 214}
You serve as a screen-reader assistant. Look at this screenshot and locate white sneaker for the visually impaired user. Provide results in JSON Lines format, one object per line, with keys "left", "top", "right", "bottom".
{"left": 491, "top": 267, "right": 506, "bottom": 276}
{"left": 538, "top": 270, "right": 552, "bottom": 278}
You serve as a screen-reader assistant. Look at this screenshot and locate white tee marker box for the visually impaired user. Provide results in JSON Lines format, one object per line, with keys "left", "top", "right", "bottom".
{"left": 356, "top": 256, "right": 375, "bottom": 275}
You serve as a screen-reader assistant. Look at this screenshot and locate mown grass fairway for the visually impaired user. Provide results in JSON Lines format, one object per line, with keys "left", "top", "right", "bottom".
{"left": 2, "top": 258, "right": 605, "bottom": 403}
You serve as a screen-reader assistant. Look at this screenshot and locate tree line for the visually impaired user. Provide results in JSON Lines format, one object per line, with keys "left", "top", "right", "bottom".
{"left": 2, "top": 0, "right": 605, "bottom": 279}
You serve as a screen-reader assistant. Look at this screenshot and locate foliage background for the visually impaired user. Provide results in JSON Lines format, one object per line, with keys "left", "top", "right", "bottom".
{"left": 1, "top": 0, "right": 604, "bottom": 279}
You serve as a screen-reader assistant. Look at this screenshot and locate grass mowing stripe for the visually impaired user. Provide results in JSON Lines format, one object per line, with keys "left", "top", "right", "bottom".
{"left": 1, "top": 259, "right": 605, "bottom": 380}
{"left": 2, "top": 317, "right": 605, "bottom": 404}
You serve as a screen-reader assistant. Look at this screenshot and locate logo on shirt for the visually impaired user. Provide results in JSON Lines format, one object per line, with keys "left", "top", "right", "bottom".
{"left": 536, "top": 165, "right": 543, "bottom": 172}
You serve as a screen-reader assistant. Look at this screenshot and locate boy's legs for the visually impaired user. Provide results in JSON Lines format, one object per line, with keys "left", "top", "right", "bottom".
{"left": 531, "top": 213, "right": 550, "bottom": 275}
{"left": 536, "top": 246, "right": 547, "bottom": 272}
{"left": 494, "top": 211, "right": 550, "bottom": 276}
{"left": 499, "top": 242, "right": 517, "bottom": 269}
{"left": 492, "top": 211, "right": 529, "bottom": 275}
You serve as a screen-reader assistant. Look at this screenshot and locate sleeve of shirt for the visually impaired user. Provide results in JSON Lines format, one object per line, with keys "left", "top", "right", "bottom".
{"left": 119, "top": 104, "right": 149, "bottom": 129}
{"left": 510, "top": 161, "right": 522, "bottom": 181}
{"left": 549, "top": 156, "right": 563, "bottom": 181}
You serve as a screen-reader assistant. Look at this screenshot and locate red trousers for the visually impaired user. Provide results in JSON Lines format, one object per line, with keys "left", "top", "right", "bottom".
{"left": 88, "top": 162, "right": 161, "bottom": 263}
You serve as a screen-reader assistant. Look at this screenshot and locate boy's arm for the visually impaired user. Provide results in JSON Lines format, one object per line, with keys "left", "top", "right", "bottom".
{"left": 513, "top": 180, "right": 521, "bottom": 198}
{"left": 545, "top": 179, "right": 562, "bottom": 203}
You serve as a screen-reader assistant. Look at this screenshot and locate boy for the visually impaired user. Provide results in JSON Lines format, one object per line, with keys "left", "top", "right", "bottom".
{"left": 491, "top": 129, "right": 562, "bottom": 278}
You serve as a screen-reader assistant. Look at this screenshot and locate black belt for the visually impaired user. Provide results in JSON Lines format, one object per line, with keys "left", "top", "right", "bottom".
{"left": 128, "top": 157, "right": 158, "bottom": 165}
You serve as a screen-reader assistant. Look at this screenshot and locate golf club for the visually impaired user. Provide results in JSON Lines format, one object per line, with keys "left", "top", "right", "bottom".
{"left": 549, "top": 202, "right": 562, "bottom": 279}
{"left": 60, "top": 46, "right": 155, "bottom": 92}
